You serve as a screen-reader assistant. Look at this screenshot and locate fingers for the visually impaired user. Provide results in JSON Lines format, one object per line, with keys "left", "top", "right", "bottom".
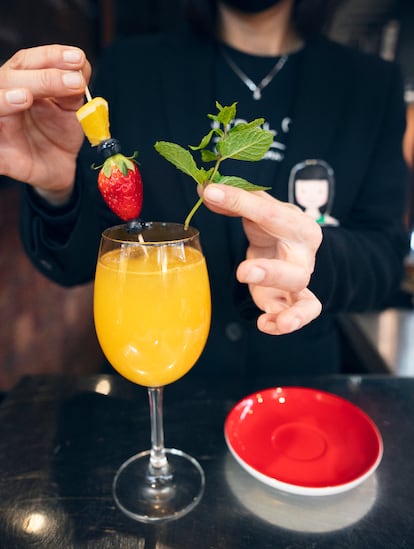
{"left": 239, "top": 257, "right": 322, "bottom": 334}
{"left": 203, "top": 183, "right": 321, "bottom": 247}
{"left": 0, "top": 88, "right": 33, "bottom": 115}
{"left": 3, "top": 45, "right": 86, "bottom": 71}
{"left": 256, "top": 289, "right": 322, "bottom": 336}
{"left": 1, "top": 67, "right": 86, "bottom": 98}
{"left": 204, "top": 184, "right": 323, "bottom": 332}
{"left": 0, "top": 45, "right": 91, "bottom": 113}
{"left": 236, "top": 258, "right": 310, "bottom": 292}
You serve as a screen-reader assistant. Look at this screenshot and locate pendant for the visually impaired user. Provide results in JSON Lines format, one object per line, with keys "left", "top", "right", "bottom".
{"left": 253, "top": 88, "right": 261, "bottom": 100}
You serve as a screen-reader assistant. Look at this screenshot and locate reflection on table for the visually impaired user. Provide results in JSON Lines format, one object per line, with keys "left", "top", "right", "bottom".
{"left": 0, "top": 373, "right": 413, "bottom": 548}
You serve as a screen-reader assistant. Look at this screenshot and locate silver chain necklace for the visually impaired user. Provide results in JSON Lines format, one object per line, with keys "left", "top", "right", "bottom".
{"left": 221, "top": 49, "right": 289, "bottom": 100}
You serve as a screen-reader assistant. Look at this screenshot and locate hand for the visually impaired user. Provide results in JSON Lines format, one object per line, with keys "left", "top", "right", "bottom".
{"left": 0, "top": 45, "right": 91, "bottom": 204}
{"left": 203, "top": 184, "right": 323, "bottom": 335}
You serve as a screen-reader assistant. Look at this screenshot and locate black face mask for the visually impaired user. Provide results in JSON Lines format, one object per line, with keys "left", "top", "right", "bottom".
{"left": 221, "top": 0, "right": 284, "bottom": 14}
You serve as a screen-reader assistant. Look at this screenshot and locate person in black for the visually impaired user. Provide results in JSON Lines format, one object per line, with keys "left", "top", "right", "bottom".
{"left": 0, "top": 0, "right": 409, "bottom": 379}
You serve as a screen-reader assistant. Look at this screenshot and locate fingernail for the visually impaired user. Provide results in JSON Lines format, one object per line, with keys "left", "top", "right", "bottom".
{"left": 291, "top": 317, "right": 301, "bottom": 330}
{"left": 246, "top": 266, "right": 265, "bottom": 283}
{"left": 63, "top": 49, "right": 82, "bottom": 63}
{"left": 204, "top": 186, "right": 225, "bottom": 204}
{"left": 62, "top": 72, "right": 83, "bottom": 89}
{"left": 6, "top": 89, "right": 27, "bottom": 105}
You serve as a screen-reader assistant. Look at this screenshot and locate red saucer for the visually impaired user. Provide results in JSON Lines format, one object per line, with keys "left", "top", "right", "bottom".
{"left": 224, "top": 387, "right": 383, "bottom": 496}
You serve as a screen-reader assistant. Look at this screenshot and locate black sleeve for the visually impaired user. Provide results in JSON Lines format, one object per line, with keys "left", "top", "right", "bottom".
{"left": 19, "top": 157, "right": 117, "bottom": 287}
{"left": 309, "top": 62, "right": 409, "bottom": 312}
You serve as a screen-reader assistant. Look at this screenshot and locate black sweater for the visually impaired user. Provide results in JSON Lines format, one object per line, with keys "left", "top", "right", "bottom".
{"left": 20, "top": 30, "right": 409, "bottom": 379}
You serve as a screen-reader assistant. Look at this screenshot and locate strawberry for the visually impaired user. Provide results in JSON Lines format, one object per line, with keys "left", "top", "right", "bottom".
{"left": 97, "top": 152, "right": 143, "bottom": 221}
{"left": 76, "top": 94, "right": 144, "bottom": 222}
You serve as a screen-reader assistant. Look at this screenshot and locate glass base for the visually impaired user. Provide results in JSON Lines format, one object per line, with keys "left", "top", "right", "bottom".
{"left": 113, "top": 448, "right": 205, "bottom": 523}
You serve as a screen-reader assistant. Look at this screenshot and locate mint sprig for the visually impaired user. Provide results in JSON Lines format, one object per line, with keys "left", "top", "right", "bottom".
{"left": 154, "top": 101, "right": 273, "bottom": 229}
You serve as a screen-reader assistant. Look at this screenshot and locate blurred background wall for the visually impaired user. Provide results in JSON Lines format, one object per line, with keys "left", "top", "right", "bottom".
{"left": 0, "top": 1, "right": 104, "bottom": 390}
{"left": 0, "top": 0, "right": 413, "bottom": 391}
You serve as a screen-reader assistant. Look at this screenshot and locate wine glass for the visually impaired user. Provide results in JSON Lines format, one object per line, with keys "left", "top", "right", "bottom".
{"left": 94, "top": 222, "right": 211, "bottom": 522}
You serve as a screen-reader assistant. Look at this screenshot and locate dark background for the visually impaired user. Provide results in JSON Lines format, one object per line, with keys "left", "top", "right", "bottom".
{"left": 0, "top": 1, "right": 413, "bottom": 88}
{"left": 0, "top": 0, "right": 413, "bottom": 391}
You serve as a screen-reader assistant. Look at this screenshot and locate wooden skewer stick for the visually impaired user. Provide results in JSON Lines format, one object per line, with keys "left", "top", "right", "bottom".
{"left": 138, "top": 231, "right": 149, "bottom": 257}
{"left": 84, "top": 85, "right": 147, "bottom": 247}
{"left": 85, "top": 85, "right": 93, "bottom": 103}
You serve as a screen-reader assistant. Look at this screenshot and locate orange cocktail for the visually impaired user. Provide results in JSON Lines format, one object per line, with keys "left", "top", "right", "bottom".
{"left": 94, "top": 222, "right": 211, "bottom": 523}
{"left": 94, "top": 229, "right": 211, "bottom": 387}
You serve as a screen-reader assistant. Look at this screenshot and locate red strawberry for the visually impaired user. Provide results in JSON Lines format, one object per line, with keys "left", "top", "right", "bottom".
{"left": 97, "top": 153, "right": 143, "bottom": 221}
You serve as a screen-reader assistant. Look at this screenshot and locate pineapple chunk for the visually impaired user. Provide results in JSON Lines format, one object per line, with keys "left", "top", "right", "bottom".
{"left": 76, "top": 96, "right": 111, "bottom": 146}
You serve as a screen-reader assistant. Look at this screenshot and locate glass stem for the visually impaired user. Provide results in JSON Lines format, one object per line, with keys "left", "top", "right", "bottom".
{"left": 148, "top": 387, "right": 169, "bottom": 471}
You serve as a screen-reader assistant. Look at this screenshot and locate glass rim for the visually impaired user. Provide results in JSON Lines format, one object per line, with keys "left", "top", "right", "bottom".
{"left": 101, "top": 221, "right": 200, "bottom": 245}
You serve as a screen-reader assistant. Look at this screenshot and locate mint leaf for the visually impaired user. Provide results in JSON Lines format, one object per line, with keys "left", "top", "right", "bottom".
{"left": 231, "top": 118, "right": 265, "bottom": 131}
{"left": 216, "top": 175, "right": 271, "bottom": 191}
{"left": 154, "top": 141, "right": 203, "bottom": 185}
{"left": 201, "top": 149, "right": 218, "bottom": 162}
{"left": 154, "top": 102, "right": 274, "bottom": 228}
{"left": 217, "top": 126, "right": 274, "bottom": 161}
{"left": 189, "top": 129, "right": 220, "bottom": 151}
{"left": 216, "top": 101, "right": 237, "bottom": 127}
{"left": 199, "top": 167, "right": 216, "bottom": 182}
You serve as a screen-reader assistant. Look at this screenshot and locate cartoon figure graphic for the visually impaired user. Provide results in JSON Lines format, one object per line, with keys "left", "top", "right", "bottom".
{"left": 288, "top": 160, "right": 339, "bottom": 226}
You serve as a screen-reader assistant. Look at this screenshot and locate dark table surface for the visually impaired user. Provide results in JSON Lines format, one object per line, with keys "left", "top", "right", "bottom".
{"left": 0, "top": 373, "right": 413, "bottom": 548}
